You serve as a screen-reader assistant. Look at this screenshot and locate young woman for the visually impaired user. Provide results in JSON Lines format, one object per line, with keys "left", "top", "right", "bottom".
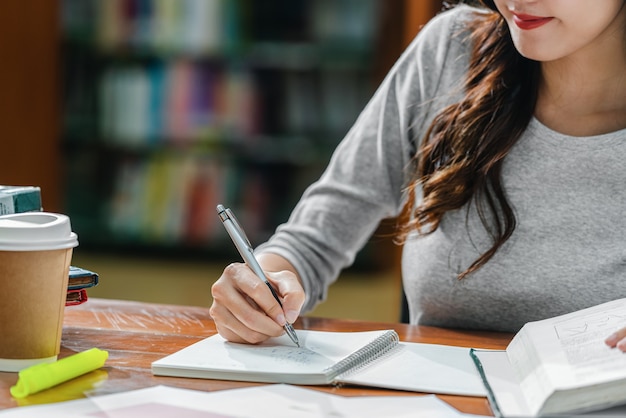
{"left": 209, "top": 0, "right": 626, "bottom": 348}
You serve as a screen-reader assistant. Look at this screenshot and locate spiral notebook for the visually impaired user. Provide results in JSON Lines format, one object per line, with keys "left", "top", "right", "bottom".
{"left": 151, "top": 329, "right": 487, "bottom": 395}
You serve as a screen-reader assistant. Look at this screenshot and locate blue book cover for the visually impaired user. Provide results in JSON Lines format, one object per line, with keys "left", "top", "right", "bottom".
{"left": 68, "top": 266, "right": 100, "bottom": 290}
{"left": 0, "top": 185, "right": 42, "bottom": 215}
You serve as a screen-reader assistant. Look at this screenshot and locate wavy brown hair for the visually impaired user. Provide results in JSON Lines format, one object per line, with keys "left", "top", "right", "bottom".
{"left": 397, "top": 0, "right": 540, "bottom": 279}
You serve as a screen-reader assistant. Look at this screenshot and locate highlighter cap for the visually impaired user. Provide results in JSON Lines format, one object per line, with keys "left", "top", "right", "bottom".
{"left": 0, "top": 212, "right": 78, "bottom": 251}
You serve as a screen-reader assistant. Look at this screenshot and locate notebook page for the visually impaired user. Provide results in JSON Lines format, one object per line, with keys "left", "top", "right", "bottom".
{"left": 152, "top": 329, "right": 395, "bottom": 385}
{"left": 340, "top": 342, "right": 487, "bottom": 396}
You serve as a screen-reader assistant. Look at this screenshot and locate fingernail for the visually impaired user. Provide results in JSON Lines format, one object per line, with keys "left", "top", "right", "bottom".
{"left": 606, "top": 333, "right": 618, "bottom": 345}
{"left": 276, "top": 313, "right": 286, "bottom": 326}
{"left": 617, "top": 340, "right": 626, "bottom": 352}
{"left": 285, "top": 310, "right": 299, "bottom": 324}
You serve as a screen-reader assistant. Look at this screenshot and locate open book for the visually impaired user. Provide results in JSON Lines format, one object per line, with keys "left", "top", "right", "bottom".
{"left": 471, "top": 298, "right": 626, "bottom": 417}
{"left": 152, "top": 329, "right": 486, "bottom": 396}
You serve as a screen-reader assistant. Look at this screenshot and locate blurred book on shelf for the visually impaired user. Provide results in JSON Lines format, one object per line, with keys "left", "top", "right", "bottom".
{"left": 60, "top": 0, "right": 397, "bottom": 270}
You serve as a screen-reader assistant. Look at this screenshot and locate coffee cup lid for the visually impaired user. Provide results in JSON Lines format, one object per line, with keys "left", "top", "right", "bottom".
{"left": 0, "top": 212, "right": 79, "bottom": 251}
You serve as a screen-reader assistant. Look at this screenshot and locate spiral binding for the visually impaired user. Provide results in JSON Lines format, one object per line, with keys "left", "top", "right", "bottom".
{"left": 326, "top": 330, "right": 400, "bottom": 382}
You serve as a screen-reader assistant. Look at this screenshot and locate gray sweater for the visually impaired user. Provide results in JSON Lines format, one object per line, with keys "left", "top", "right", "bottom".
{"left": 257, "top": 4, "right": 626, "bottom": 332}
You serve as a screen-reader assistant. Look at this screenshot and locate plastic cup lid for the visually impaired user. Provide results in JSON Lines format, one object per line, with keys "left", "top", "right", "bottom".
{"left": 0, "top": 212, "right": 79, "bottom": 251}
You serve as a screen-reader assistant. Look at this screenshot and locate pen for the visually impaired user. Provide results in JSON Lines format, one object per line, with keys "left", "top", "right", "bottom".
{"left": 216, "top": 204, "right": 300, "bottom": 347}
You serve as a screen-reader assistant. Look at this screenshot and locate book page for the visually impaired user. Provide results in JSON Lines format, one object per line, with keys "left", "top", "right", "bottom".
{"left": 504, "top": 299, "right": 626, "bottom": 414}
{"left": 550, "top": 304, "right": 626, "bottom": 379}
{"left": 522, "top": 299, "right": 626, "bottom": 388}
{"left": 472, "top": 349, "right": 626, "bottom": 418}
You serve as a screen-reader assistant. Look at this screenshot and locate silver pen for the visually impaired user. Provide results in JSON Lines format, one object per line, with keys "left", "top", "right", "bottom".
{"left": 216, "top": 204, "right": 300, "bottom": 347}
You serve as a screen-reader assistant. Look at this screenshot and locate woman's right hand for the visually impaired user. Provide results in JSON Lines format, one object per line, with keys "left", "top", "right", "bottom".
{"left": 209, "top": 254, "right": 305, "bottom": 344}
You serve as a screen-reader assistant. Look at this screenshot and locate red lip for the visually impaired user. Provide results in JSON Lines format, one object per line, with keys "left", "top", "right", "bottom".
{"left": 512, "top": 13, "right": 554, "bottom": 30}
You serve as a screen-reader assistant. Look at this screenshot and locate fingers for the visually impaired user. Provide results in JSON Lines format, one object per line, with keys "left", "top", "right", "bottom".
{"left": 210, "top": 295, "right": 278, "bottom": 344}
{"left": 210, "top": 262, "right": 304, "bottom": 344}
{"left": 266, "top": 270, "right": 304, "bottom": 324}
{"left": 605, "top": 327, "right": 626, "bottom": 351}
{"left": 210, "top": 263, "right": 283, "bottom": 343}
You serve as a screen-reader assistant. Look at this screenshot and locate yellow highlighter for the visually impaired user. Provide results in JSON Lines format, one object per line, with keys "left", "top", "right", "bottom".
{"left": 10, "top": 348, "right": 108, "bottom": 399}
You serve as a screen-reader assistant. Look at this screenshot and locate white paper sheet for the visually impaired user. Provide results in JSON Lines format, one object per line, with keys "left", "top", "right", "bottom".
{"left": 0, "top": 384, "right": 489, "bottom": 418}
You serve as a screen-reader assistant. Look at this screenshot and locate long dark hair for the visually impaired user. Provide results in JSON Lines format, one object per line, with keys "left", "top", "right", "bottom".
{"left": 398, "top": 0, "right": 540, "bottom": 279}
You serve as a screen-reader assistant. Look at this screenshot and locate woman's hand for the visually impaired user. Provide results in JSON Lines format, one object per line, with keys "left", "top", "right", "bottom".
{"left": 209, "top": 254, "right": 305, "bottom": 344}
{"left": 605, "top": 328, "right": 626, "bottom": 352}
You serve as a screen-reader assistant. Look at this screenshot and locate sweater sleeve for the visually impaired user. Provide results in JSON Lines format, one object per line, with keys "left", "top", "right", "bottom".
{"left": 256, "top": 5, "right": 475, "bottom": 312}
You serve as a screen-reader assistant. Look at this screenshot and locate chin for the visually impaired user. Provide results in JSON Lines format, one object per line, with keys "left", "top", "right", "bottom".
{"left": 511, "top": 40, "right": 562, "bottom": 62}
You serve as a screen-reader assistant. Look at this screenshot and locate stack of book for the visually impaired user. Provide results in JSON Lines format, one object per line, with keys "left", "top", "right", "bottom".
{"left": 0, "top": 185, "right": 99, "bottom": 306}
{"left": 67, "top": 266, "right": 99, "bottom": 306}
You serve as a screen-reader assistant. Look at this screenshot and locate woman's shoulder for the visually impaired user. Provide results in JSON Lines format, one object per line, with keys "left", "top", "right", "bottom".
{"left": 402, "top": 3, "right": 489, "bottom": 71}
{"left": 418, "top": 3, "right": 489, "bottom": 41}
{"left": 398, "top": 4, "right": 487, "bottom": 98}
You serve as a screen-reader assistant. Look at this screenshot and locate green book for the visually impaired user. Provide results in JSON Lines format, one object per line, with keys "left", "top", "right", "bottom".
{"left": 0, "top": 185, "right": 42, "bottom": 215}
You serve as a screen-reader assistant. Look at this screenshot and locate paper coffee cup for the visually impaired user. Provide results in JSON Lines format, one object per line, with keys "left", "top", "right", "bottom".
{"left": 0, "top": 212, "right": 78, "bottom": 372}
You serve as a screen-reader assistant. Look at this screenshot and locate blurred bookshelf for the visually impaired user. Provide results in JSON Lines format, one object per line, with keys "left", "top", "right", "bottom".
{"left": 57, "top": 0, "right": 442, "bottom": 270}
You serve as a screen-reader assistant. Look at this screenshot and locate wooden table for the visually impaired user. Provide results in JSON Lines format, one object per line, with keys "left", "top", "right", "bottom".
{"left": 0, "top": 298, "right": 512, "bottom": 415}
